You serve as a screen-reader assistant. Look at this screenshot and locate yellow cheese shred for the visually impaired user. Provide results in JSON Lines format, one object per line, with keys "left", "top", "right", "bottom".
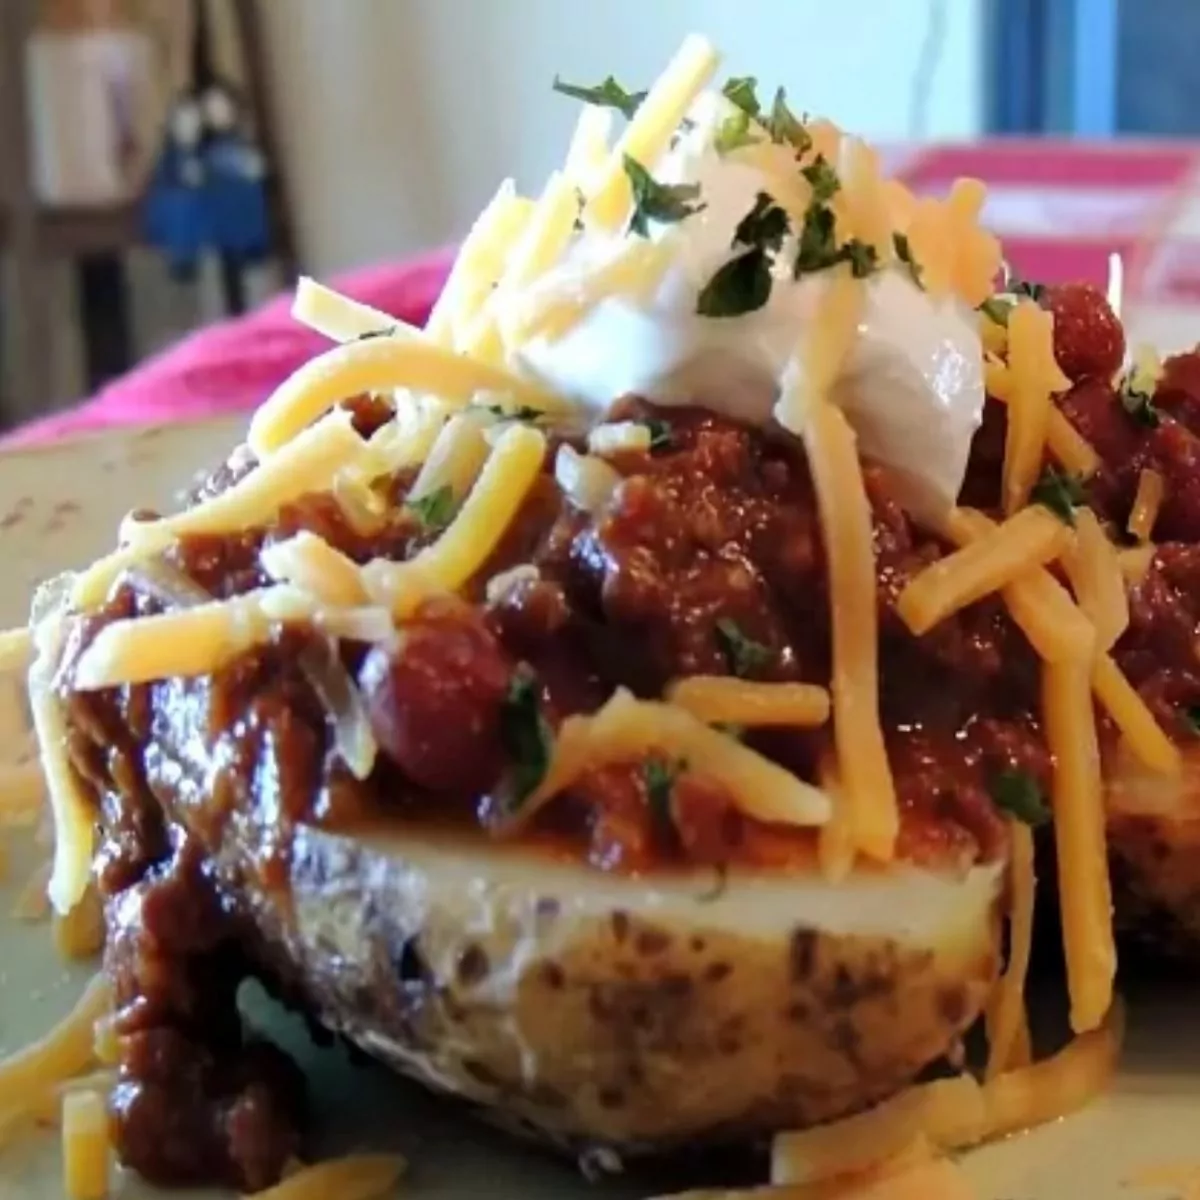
{"left": 365, "top": 422, "right": 547, "bottom": 616}
{"left": 259, "top": 532, "right": 370, "bottom": 608}
{"left": 1128, "top": 466, "right": 1165, "bottom": 543}
{"left": 1042, "top": 659, "right": 1115, "bottom": 1033}
{"left": 291, "top": 277, "right": 406, "bottom": 343}
{"left": 1002, "top": 299, "right": 1071, "bottom": 514}
{"left": 584, "top": 32, "right": 720, "bottom": 231}
{"left": 1061, "top": 508, "right": 1129, "bottom": 651}
{"left": 897, "top": 505, "right": 1073, "bottom": 636}
{"left": 0, "top": 973, "right": 111, "bottom": 1103}
{"left": 511, "top": 687, "right": 832, "bottom": 833}
{"left": 61, "top": 1089, "right": 110, "bottom": 1200}
{"left": 424, "top": 177, "right": 534, "bottom": 343}
{"left": 771, "top": 1000, "right": 1123, "bottom": 1185}
{"left": 408, "top": 411, "right": 491, "bottom": 502}
{"left": 242, "top": 1154, "right": 407, "bottom": 1200}
{"left": 945, "top": 508, "right": 1096, "bottom": 665}
{"left": 1092, "top": 653, "right": 1181, "bottom": 775}
{"left": 666, "top": 677, "right": 831, "bottom": 728}
{"left": 247, "top": 335, "right": 553, "bottom": 458}
{"left": 986, "top": 820, "right": 1036, "bottom": 1079}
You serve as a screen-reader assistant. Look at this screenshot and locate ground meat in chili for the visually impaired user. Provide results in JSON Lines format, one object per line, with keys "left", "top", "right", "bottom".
{"left": 54, "top": 343, "right": 1200, "bottom": 1188}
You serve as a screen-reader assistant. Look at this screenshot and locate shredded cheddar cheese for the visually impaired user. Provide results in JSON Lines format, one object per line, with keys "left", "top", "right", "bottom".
{"left": 1128, "top": 467, "right": 1165, "bottom": 542}
{"left": 260, "top": 533, "right": 370, "bottom": 608}
{"left": 666, "top": 677, "right": 831, "bottom": 727}
{"left": 291, "top": 277, "right": 405, "bottom": 344}
{"left": 1042, "top": 660, "right": 1115, "bottom": 1033}
{"left": 1062, "top": 508, "right": 1129, "bottom": 651}
{"left": 242, "top": 1154, "right": 407, "bottom": 1200}
{"left": 61, "top": 1090, "right": 110, "bottom": 1200}
{"left": 986, "top": 821, "right": 1036, "bottom": 1079}
{"left": 513, "top": 688, "right": 831, "bottom": 832}
{"left": 1002, "top": 300, "right": 1071, "bottom": 514}
{"left": 898, "top": 505, "right": 1072, "bottom": 636}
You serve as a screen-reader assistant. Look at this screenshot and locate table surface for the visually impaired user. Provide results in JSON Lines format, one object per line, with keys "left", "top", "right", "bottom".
{"left": 9, "top": 137, "right": 1200, "bottom": 450}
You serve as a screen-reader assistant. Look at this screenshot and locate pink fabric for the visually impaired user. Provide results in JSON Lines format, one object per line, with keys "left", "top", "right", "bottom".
{"left": 1, "top": 250, "right": 455, "bottom": 449}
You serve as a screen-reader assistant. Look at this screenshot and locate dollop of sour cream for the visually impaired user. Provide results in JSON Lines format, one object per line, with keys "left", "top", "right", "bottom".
{"left": 513, "top": 95, "right": 984, "bottom": 521}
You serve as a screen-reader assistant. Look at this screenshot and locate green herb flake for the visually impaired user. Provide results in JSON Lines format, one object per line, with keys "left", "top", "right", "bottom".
{"left": 500, "top": 666, "right": 554, "bottom": 804}
{"left": 715, "top": 618, "right": 772, "bottom": 678}
{"left": 801, "top": 155, "right": 840, "bottom": 204}
{"left": 734, "top": 192, "right": 791, "bottom": 252}
{"left": 1008, "top": 274, "right": 1046, "bottom": 303}
{"left": 721, "top": 75, "right": 761, "bottom": 118}
{"left": 405, "top": 483, "right": 456, "bottom": 532}
{"left": 714, "top": 110, "right": 760, "bottom": 155}
{"left": 481, "top": 403, "right": 545, "bottom": 422}
{"left": 1119, "top": 381, "right": 1160, "bottom": 429}
{"left": 980, "top": 297, "right": 1012, "bottom": 327}
{"left": 644, "top": 418, "right": 672, "bottom": 453}
{"left": 765, "top": 88, "right": 811, "bottom": 154}
{"left": 793, "top": 204, "right": 841, "bottom": 277}
{"left": 623, "top": 155, "right": 705, "bottom": 238}
{"left": 644, "top": 755, "right": 687, "bottom": 831}
{"left": 989, "top": 769, "right": 1052, "bottom": 827}
{"left": 696, "top": 248, "right": 773, "bottom": 318}
{"left": 893, "top": 232, "right": 923, "bottom": 287}
{"left": 842, "top": 239, "right": 879, "bottom": 279}
{"left": 355, "top": 326, "right": 399, "bottom": 341}
{"left": 552, "top": 74, "right": 646, "bottom": 119}
{"left": 1030, "top": 466, "right": 1089, "bottom": 527}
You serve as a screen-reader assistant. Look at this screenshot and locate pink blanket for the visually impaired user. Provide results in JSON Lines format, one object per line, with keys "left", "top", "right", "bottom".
{"left": 2, "top": 250, "right": 455, "bottom": 450}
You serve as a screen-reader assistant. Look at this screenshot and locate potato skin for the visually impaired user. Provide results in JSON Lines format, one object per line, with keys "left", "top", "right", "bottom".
{"left": 234, "top": 824, "right": 1003, "bottom": 1154}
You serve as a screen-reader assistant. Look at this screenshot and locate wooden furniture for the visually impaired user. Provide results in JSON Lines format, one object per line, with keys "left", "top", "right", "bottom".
{"left": 0, "top": 0, "right": 297, "bottom": 427}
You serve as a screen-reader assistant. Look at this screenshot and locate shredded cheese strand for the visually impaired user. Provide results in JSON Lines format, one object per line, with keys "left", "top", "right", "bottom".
{"left": 666, "top": 677, "right": 831, "bottom": 727}
{"left": 1043, "top": 660, "right": 1115, "bottom": 1033}
{"left": 260, "top": 533, "right": 370, "bottom": 608}
{"left": 1128, "top": 467, "right": 1165, "bottom": 543}
{"left": 291, "top": 277, "right": 407, "bottom": 343}
{"left": 61, "top": 1089, "right": 110, "bottom": 1200}
{"left": 242, "top": 1154, "right": 407, "bottom": 1200}
{"left": 247, "top": 336, "right": 554, "bottom": 458}
{"left": 1061, "top": 508, "right": 1129, "bottom": 652}
{"left": 985, "top": 821, "right": 1036, "bottom": 1079}
{"left": 897, "top": 505, "right": 1072, "bottom": 636}
{"left": 1092, "top": 653, "right": 1181, "bottom": 775}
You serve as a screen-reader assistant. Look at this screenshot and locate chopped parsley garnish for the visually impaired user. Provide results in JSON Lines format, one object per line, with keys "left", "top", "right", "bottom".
{"left": 355, "top": 326, "right": 399, "bottom": 340}
{"left": 793, "top": 204, "right": 841, "bottom": 276}
{"left": 734, "top": 192, "right": 791, "bottom": 252}
{"left": 552, "top": 74, "right": 646, "bottom": 119}
{"left": 697, "top": 248, "right": 773, "bottom": 317}
{"left": 697, "top": 193, "right": 791, "bottom": 318}
{"left": 623, "top": 155, "right": 705, "bottom": 237}
{"left": 842, "top": 239, "right": 879, "bottom": 279}
{"left": 721, "top": 75, "right": 761, "bottom": 118}
{"left": 989, "top": 769, "right": 1051, "bottom": 827}
{"left": 715, "top": 618, "right": 772, "bottom": 678}
{"left": 500, "top": 667, "right": 554, "bottom": 804}
{"left": 893, "top": 232, "right": 922, "bottom": 287}
{"left": 801, "top": 155, "right": 840, "bottom": 204}
{"left": 765, "top": 88, "right": 811, "bottom": 154}
{"left": 405, "top": 484, "right": 456, "bottom": 531}
{"left": 1119, "top": 378, "right": 1160, "bottom": 429}
{"left": 980, "top": 297, "right": 1012, "bottom": 327}
{"left": 645, "top": 418, "right": 673, "bottom": 453}
{"left": 644, "top": 756, "right": 687, "bottom": 831}
{"left": 1007, "top": 274, "right": 1046, "bottom": 303}
{"left": 714, "top": 110, "right": 760, "bottom": 155}
{"left": 481, "top": 403, "right": 545, "bottom": 422}
{"left": 1030, "top": 465, "right": 1089, "bottom": 526}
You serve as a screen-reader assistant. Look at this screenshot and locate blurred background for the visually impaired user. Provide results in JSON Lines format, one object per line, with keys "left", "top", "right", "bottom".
{"left": 1, "top": 0, "right": 1198, "bottom": 431}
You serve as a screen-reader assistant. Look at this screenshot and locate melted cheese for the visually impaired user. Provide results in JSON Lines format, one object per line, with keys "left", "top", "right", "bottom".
{"left": 584, "top": 33, "right": 721, "bottom": 231}
{"left": 515, "top": 687, "right": 832, "bottom": 832}
{"left": 666, "top": 677, "right": 831, "bottom": 727}
{"left": 1003, "top": 300, "right": 1071, "bottom": 514}
{"left": 897, "top": 505, "right": 1073, "bottom": 636}
{"left": 1042, "top": 660, "right": 1115, "bottom": 1033}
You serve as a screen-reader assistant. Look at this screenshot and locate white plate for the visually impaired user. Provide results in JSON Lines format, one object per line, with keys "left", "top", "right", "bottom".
{"left": 0, "top": 418, "right": 1198, "bottom": 1200}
